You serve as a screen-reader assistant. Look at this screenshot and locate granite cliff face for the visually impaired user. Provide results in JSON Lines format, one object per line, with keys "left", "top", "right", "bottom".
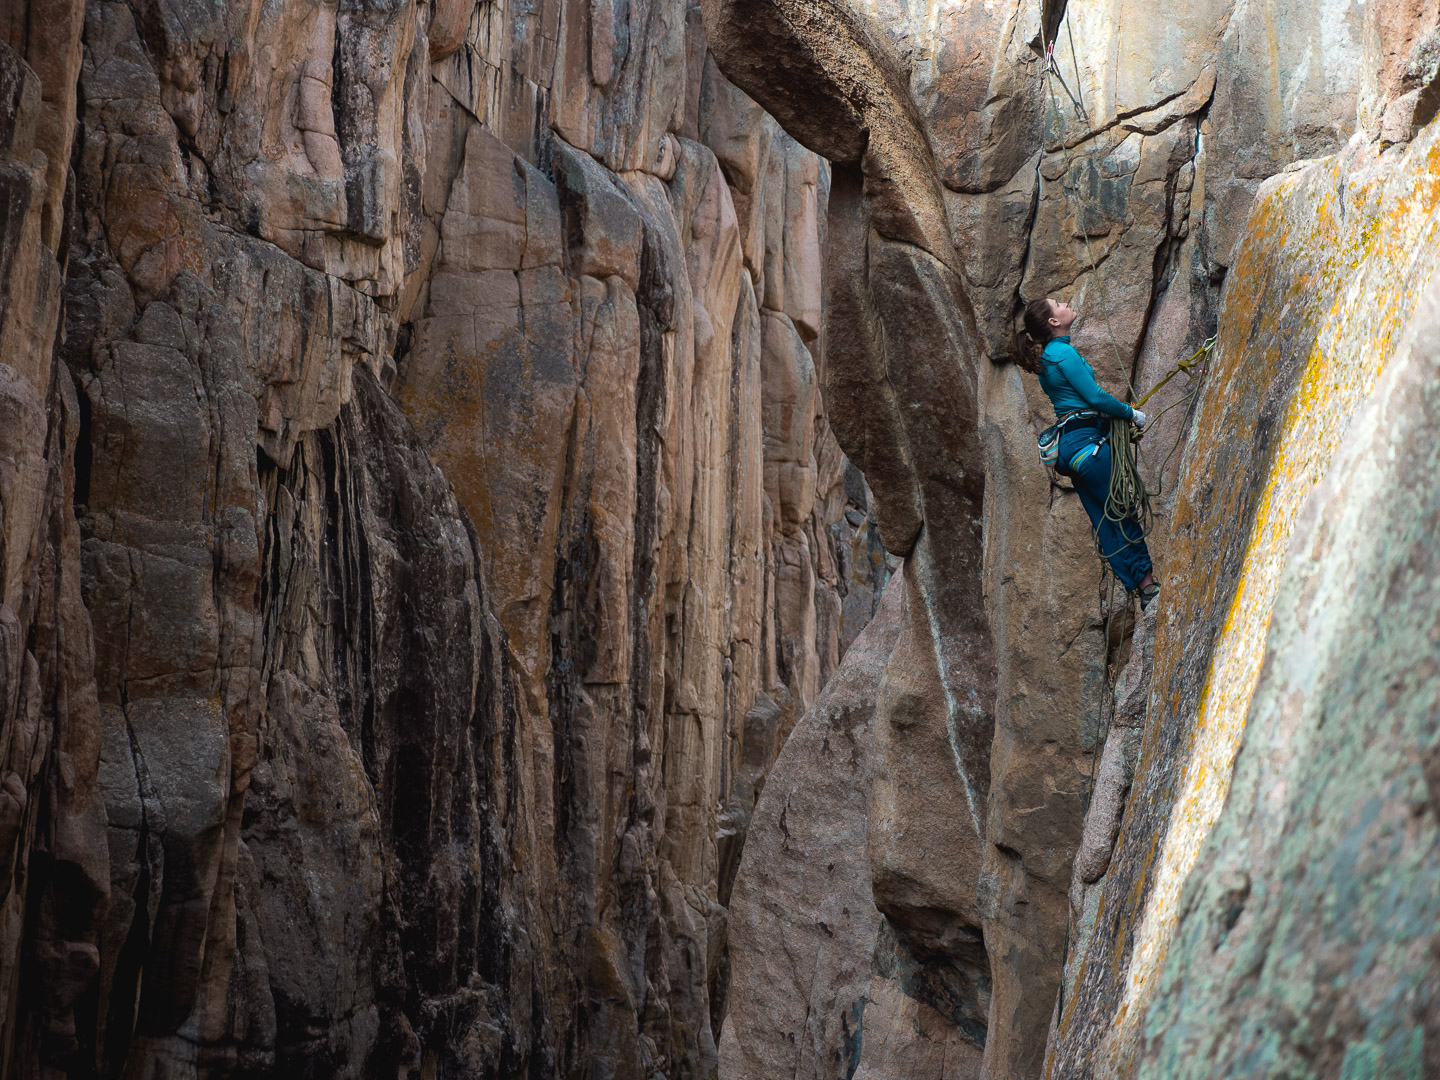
{"left": 0, "top": 0, "right": 888, "bottom": 1073}
{"left": 2, "top": 0, "right": 1440, "bottom": 1077}
{"left": 704, "top": 1, "right": 1440, "bottom": 1079}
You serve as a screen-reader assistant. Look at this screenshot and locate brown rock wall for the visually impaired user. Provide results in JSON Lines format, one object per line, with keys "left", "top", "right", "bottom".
{"left": 0, "top": 10, "right": 110, "bottom": 1069}
{"left": 717, "top": 572, "right": 900, "bottom": 1080}
{"left": 705, "top": 3, "right": 1001, "bottom": 1078}
{"left": 5, "top": 0, "right": 1438, "bottom": 1077}
{"left": 0, "top": 0, "right": 889, "bottom": 1075}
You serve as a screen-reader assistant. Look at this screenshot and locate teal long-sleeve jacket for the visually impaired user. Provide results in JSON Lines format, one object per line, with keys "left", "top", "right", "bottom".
{"left": 1037, "top": 336, "right": 1135, "bottom": 421}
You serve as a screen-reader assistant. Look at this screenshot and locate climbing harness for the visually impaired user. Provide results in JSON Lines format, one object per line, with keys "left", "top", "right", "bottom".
{"left": 1035, "top": 409, "right": 1099, "bottom": 467}
{"left": 1036, "top": 333, "right": 1211, "bottom": 559}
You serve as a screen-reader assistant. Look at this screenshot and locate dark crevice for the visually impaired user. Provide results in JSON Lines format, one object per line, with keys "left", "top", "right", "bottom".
{"left": 1039, "top": 0, "right": 1069, "bottom": 52}
{"left": 72, "top": 377, "right": 93, "bottom": 512}
{"left": 101, "top": 828, "right": 152, "bottom": 1080}
{"left": 872, "top": 916, "right": 991, "bottom": 1048}
{"left": 1004, "top": 156, "right": 1047, "bottom": 366}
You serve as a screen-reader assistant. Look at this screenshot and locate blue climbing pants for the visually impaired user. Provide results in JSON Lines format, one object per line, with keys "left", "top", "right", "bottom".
{"left": 1058, "top": 426, "right": 1154, "bottom": 592}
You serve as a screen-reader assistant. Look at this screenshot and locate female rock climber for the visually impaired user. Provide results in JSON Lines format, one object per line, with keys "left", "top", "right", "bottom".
{"left": 1012, "top": 297, "right": 1160, "bottom": 608}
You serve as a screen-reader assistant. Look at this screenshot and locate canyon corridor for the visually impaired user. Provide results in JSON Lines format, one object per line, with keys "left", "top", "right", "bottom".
{"left": 0, "top": 0, "right": 1438, "bottom": 1076}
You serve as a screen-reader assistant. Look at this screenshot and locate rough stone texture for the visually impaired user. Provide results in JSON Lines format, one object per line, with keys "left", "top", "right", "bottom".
{"left": 0, "top": 12, "right": 111, "bottom": 1071}
{"left": 1360, "top": 1, "right": 1440, "bottom": 140}
{"left": 717, "top": 574, "right": 899, "bottom": 1080}
{"left": 1140, "top": 213, "right": 1440, "bottom": 1080}
{"left": 704, "top": 0, "right": 1006, "bottom": 1074}
{"left": 0, "top": 0, "right": 890, "bottom": 1074}
{"left": 5, "top": 0, "right": 1440, "bottom": 1077}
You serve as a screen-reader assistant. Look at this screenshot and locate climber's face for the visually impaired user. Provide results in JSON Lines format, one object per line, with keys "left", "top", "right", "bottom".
{"left": 1047, "top": 299, "right": 1078, "bottom": 334}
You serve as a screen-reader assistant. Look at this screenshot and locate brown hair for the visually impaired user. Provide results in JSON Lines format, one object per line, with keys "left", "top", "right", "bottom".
{"left": 1011, "top": 298, "right": 1055, "bottom": 374}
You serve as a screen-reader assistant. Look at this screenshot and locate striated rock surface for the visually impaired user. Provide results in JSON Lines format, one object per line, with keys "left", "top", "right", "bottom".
{"left": 706, "top": 0, "right": 1005, "bottom": 1074}
{"left": 718, "top": 572, "right": 900, "bottom": 1080}
{"left": 0, "top": 0, "right": 890, "bottom": 1074}
{"left": 0, "top": 16, "right": 108, "bottom": 1071}
{"left": 1141, "top": 203, "right": 1440, "bottom": 1080}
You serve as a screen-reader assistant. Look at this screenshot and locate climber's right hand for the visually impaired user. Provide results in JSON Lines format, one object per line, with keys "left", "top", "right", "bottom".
{"left": 1131, "top": 408, "right": 1149, "bottom": 429}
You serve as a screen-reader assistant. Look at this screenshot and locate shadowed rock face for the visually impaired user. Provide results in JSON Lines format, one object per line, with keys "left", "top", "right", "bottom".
{"left": 0, "top": 0, "right": 891, "bottom": 1074}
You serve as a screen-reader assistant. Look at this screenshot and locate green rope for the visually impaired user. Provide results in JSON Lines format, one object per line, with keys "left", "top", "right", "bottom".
{"left": 1097, "top": 337, "right": 1215, "bottom": 555}
{"left": 1103, "top": 417, "right": 1148, "bottom": 532}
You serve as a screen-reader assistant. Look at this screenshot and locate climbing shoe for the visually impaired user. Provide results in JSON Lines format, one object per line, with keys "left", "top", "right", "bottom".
{"left": 1138, "top": 581, "right": 1161, "bottom": 610}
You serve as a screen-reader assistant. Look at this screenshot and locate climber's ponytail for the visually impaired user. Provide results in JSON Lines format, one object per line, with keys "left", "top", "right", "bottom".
{"left": 1011, "top": 298, "right": 1056, "bottom": 374}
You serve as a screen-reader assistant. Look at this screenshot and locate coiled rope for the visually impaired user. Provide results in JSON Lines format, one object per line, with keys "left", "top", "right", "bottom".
{"left": 1099, "top": 337, "right": 1215, "bottom": 549}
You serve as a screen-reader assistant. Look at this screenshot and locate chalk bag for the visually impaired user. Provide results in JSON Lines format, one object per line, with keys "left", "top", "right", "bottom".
{"left": 1037, "top": 423, "right": 1062, "bottom": 467}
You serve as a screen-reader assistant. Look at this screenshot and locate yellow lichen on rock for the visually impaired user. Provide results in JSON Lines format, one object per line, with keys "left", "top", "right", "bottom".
{"left": 1095, "top": 122, "right": 1440, "bottom": 1075}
